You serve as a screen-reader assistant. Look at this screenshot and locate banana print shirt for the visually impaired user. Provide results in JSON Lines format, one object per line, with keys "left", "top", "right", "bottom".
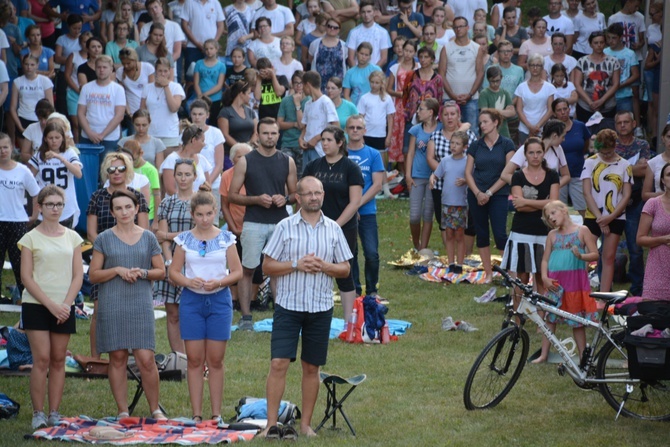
{"left": 580, "top": 154, "right": 632, "bottom": 220}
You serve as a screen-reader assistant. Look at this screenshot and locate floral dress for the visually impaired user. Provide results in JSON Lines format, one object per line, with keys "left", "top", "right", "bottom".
{"left": 403, "top": 70, "right": 443, "bottom": 123}
{"left": 315, "top": 40, "right": 345, "bottom": 92}
{"left": 389, "top": 65, "right": 414, "bottom": 163}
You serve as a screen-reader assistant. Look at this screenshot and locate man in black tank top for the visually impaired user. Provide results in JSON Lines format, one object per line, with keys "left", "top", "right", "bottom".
{"left": 229, "top": 118, "right": 298, "bottom": 330}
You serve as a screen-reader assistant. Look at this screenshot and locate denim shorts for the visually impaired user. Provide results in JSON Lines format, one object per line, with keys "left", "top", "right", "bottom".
{"left": 179, "top": 287, "right": 233, "bottom": 341}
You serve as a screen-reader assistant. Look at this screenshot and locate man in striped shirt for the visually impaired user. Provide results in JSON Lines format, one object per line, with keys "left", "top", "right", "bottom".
{"left": 260, "top": 176, "right": 352, "bottom": 439}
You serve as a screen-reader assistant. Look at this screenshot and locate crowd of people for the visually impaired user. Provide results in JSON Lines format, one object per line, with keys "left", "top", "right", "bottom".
{"left": 0, "top": 0, "right": 667, "bottom": 439}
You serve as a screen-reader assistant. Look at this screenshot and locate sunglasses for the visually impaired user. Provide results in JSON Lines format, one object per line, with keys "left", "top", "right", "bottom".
{"left": 327, "top": 24, "right": 340, "bottom": 30}
{"left": 106, "top": 165, "right": 127, "bottom": 174}
{"left": 175, "top": 158, "right": 195, "bottom": 166}
{"left": 347, "top": 126, "right": 364, "bottom": 130}
{"left": 199, "top": 240, "right": 207, "bottom": 257}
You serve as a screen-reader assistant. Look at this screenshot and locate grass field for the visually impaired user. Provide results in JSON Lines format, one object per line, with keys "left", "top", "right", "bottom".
{"left": 1, "top": 198, "right": 668, "bottom": 446}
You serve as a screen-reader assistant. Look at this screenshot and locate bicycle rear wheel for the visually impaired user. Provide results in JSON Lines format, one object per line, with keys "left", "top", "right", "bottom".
{"left": 463, "top": 326, "right": 529, "bottom": 410}
{"left": 597, "top": 339, "right": 670, "bottom": 421}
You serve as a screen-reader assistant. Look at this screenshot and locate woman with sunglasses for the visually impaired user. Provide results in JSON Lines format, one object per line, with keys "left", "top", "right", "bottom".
{"left": 88, "top": 189, "right": 166, "bottom": 420}
{"left": 86, "top": 152, "right": 149, "bottom": 357}
{"left": 308, "top": 17, "right": 347, "bottom": 92}
{"left": 160, "top": 124, "right": 213, "bottom": 196}
{"left": 168, "top": 187, "right": 241, "bottom": 424}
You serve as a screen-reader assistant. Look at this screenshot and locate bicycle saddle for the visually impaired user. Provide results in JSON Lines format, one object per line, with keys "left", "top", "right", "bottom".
{"left": 589, "top": 290, "right": 629, "bottom": 304}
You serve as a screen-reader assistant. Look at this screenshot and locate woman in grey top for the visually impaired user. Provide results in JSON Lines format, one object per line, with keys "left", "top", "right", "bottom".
{"left": 88, "top": 189, "right": 166, "bottom": 420}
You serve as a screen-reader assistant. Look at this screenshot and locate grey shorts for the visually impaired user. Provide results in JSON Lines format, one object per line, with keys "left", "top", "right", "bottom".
{"left": 560, "top": 178, "right": 586, "bottom": 211}
{"left": 240, "top": 221, "right": 276, "bottom": 269}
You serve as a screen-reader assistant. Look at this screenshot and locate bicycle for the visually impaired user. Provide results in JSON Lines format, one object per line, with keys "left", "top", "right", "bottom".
{"left": 463, "top": 265, "right": 670, "bottom": 421}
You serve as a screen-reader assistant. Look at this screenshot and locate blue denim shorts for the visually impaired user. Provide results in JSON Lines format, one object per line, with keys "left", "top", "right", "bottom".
{"left": 179, "top": 287, "right": 233, "bottom": 341}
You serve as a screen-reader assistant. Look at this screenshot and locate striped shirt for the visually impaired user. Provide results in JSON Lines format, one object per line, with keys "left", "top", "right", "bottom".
{"left": 263, "top": 211, "right": 353, "bottom": 313}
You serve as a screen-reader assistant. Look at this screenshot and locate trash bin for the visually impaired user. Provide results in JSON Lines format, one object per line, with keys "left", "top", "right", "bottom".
{"left": 74, "top": 144, "right": 104, "bottom": 233}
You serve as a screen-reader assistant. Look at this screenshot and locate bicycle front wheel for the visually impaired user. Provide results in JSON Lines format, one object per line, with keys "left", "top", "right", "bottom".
{"left": 463, "top": 326, "right": 529, "bottom": 410}
{"left": 597, "top": 339, "right": 670, "bottom": 421}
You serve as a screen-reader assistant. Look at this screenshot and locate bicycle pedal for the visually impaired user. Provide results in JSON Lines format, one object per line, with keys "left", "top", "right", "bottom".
{"left": 556, "top": 364, "right": 566, "bottom": 376}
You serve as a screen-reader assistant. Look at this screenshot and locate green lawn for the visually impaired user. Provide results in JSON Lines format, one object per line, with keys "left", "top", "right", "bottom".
{"left": 1, "top": 198, "right": 668, "bottom": 446}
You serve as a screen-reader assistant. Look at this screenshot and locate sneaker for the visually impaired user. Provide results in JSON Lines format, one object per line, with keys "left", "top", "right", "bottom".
{"left": 442, "top": 316, "right": 456, "bottom": 331}
{"left": 32, "top": 411, "right": 47, "bottom": 430}
{"left": 634, "top": 127, "right": 645, "bottom": 138}
{"left": 47, "top": 411, "right": 61, "bottom": 427}
{"left": 474, "top": 287, "right": 497, "bottom": 303}
{"left": 238, "top": 317, "right": 254, "bottom": 331}
{"left": 212, "top": 415, "right": 223, "bottom": 425}
{"left": 457, "top": 321, "right": 479, "bottom": 332}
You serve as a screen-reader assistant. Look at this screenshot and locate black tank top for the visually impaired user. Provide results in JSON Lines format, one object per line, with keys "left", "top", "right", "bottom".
{"left": 243, "top": 149, "right": 290, "bottom": 224}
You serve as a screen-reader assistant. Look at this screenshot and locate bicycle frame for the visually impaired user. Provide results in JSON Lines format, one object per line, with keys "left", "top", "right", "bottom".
{"left": 515, "top": 298, "right": 634, "bottom": 385}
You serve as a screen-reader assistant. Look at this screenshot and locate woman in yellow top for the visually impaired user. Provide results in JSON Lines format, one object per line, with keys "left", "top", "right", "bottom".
{"left": 19, "top": 185, "right": 84, "bottom": 429}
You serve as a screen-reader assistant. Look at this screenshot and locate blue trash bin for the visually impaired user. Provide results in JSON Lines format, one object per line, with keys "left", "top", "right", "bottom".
{"left": 74, "top": 144, "right": 104, "bottom": 233}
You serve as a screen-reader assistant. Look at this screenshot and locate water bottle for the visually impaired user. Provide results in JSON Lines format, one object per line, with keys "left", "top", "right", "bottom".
{"left": 381, "top": 323, "right": 390, "bottom": 344}
{"left": 346, "top": 309, "right": 358, "bottom": 343}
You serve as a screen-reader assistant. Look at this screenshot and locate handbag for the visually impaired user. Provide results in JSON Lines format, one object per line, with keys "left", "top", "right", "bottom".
{"left": 73, "top": 355, "right": 109, "bottom": 375}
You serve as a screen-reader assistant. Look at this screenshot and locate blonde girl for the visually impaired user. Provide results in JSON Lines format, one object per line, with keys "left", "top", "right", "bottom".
{"left": 357, "top": 70, "right": 395, "bottom": 158}
{"left": 536, "top": 200, "right": 599, "bottom": 363}
{"left": 192, "top": 39, "right": 226, "bottom": 122}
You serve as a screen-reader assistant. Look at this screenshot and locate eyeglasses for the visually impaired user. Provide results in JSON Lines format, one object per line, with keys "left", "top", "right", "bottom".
{"left": 297, "top": 191, "right": 324, "bottom": 197}
{"left": 347, "top": 125, "right": 364, "bottom": 130}
{"left": 42, "top": 202, "right": 65, "bottom": 210}
{"left": 529, "top": 64, "right": 543, "bottom": 68}
{"left": 199, "top": 240, "right": 207, "bottom": 257}
{"left": 106, "top": 165, "right": 127, "bottom": 174}
{"left": 453, "top": 25, "right": 467, "bottom": 30}
{"left": 327, "top": 24, "right": 340, "bottom": 30}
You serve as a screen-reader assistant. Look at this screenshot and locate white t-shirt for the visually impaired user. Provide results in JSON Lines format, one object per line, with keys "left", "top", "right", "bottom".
{"left": 301, "top": 94, "right": 339, "bottom": 157}
{"left": 346, "top": 24, "right": 392, "bottom": 67}
{"left": 141, "top": 81, "right": 186, "bottom": 138}
{"left": 55, "top": 34, "right": 81, "bottom": 72}
{"left": 251, "top": 4, "right": 295, "bottom": 35}
{"left": 248, "top": 37, "right": 281, "bottom": 61}
{"left": 77, "top": 80, "right": 126, "bottom": 141}
{"left": 200, "top": 126, "right": 225, "bottom": 190}
{"left": 572, "top": 12, "right": 606, "bottom": 55}
{"left": 647, "top": 23, "right": 662, "bottom": 47}
{"left": 608, "top": 11, "right": 646, "bottom": 61}
{"left": 510, "top": 144, "right": 567, "bottom": 172}
{"left": 116, "top": 62, "right": 155, "bottom": 115}
{"left": 29, "top": 148, "right": 82, "bottom": 221}
{"left": 450, "top": 0, "right": 487, "bottom": 24}
{"left": 357, "top": 92, "right": 396, "bottom": 138}
{"left": 159, "top": 152, "right": 213, "bottom": 192}
{"left": 15, "top": 75, "right": 53, "bottom": 121}
{"left": 0, "top": 163, "right": 41, "bottom": 221}
{"left": 22, "top": 123, "right": 75, "bottom": 155}
{"left": 543, "top": 14, "right": 574, "bottom": 37}
{"left": 553, "top": 81, "right": 577, "bottom": 117}
{"left": 544, "top": 54, "right": 577, "bottom": 78}
{"left": 436, "top": 29, "right": 455, "bottom": 49}
{"left": 297, "top": 18, "right": 316, "bottom": 36}
{"left": 271, "top": 58, "right": 303, "bottom": 82}
{"left": 514, "top": 81, "right": 556, "bottom": 135}
{"left": 181, "top": 0, "right": 225, "bottom": 48}
{"left": 139, "top": 19, "right": 187, "bottom": 53}
{"left": 0, "top": 59, "right": 8, "bottom": 84}
{"left": 69, "top": 51, "right": 87, "bottom": 89}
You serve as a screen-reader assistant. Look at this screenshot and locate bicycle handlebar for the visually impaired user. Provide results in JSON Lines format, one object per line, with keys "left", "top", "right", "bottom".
{"left": 492, "top": 265, "right": 559, "bottom": 306}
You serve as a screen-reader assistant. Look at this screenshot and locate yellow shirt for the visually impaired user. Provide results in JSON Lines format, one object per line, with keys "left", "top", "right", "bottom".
{"left": 18, "top": 229, "right": 83, "bottom": 305}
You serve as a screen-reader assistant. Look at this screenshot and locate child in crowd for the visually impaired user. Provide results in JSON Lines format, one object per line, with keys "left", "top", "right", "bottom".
{"left": 386, "top": 35, "right": 407, "bottom": 74}
{"left": 358, "top": 70, "right": 395, "bottom": 161}
{"left": 123, "top": 139, "right": 160, "bottom": 223}
{"left": 604, "top": 23, "right": 639, "bottom": 118}
{"left": 225, "top": 47, "right": 247, "bottom": 88}
{"left": 272, "top": 37, "right": 303, "bottom": 87}
{"left": 537, "top": 200, "right": 599, "bottom": 364}
{"left": 193, "top": 39, "right": 226, "bottom": 124}
{"left": 470, "top": 12, "right": 495, "bottom": 44}
{"left": 478, "top": 66, "right": 514, "bottom": 139}
{"left": 429, "top": 131, "right": 468, "bottom": 266}
{"left": 550, "top": 63, "right": 577, "bottom": 118}
{"left": 343, "top": 42, "right": 382, "bottom": 106}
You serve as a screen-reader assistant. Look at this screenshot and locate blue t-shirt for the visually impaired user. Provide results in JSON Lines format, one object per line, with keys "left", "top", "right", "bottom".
{"left": 335, "top": 99, "right": 358, "bottom": 129}
{"left": 48, "top": 0, "right": 99, "bottom": 33}
{"left": 390, "top": 13, "right": 425, "bottom": 40}
{"left": 20, "top": 47, "right": 55, "bottom": 74}
{"left": 2, "top": 24, "right": 23, "bottom": 79}
{"left": 562, "top": 120, "right": 590, "bottom": 178}
{"left": 409, "top": 122, "right": 442, "bottom": 179}
{"left": 348, "top": 145, "right": 384, "bottom": 216}
{"left": 194, "top": 59, "right": 227, "bottom": 101}
{"left": 604, "top": 46, "right": 637, "bottom": 99}
{"left": 434, "top": 155, "right": 468, "bottom": 206}
{"left": 342, "top": 64, "right": 381, "bottom": 106}
{"left": 468, "top": 135, "right": 516, "bottom": 196}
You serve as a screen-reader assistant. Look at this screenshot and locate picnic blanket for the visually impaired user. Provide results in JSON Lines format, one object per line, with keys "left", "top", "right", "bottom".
{"left": 248, "top": 317, "right": 412, "bottom": 338}
{"left": 420, "top": 268, "right": 495, "bottom": 284}
{"left": 26, "top": 416, "right": 256, "bottom": 444}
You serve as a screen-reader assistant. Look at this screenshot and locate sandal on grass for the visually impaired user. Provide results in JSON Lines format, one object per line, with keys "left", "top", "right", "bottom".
{"left": 192, "top": 415, "right": 203, "bottom": 423}
{"left": 151, "top": 410, "right": 168, "bottom": 420}
{"left": 282, "top": 426, "right": 299, "bottom": 441}
{"left": 116, "top": 412, "right": 129, "bottom": 420}
{"left": 265, "top": 425, "right": 282, "bottom": 441}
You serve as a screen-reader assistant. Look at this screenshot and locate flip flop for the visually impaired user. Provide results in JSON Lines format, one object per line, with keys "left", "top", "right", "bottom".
{"left": 265, "top": 425, "right": 281, "bottom": 441}
{"left": 282, "top": 426, "right": 299, "bottom": 441}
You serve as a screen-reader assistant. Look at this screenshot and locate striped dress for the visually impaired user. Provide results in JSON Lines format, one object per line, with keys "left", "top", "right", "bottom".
{"left": 545, "top": 230, "right": 598, "bottom": 327}
{"left": 94, "top": 229, "right": 162, "bottom": 353}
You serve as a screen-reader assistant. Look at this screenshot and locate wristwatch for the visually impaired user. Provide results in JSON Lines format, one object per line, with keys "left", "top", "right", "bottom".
{"left": 285, "top": 194, "right": 291, "bottom": 204}
{"left": 291, "top": 260, "right": 298, "bottom": 271}
{"left": 165, "top": 259, "right": 172, "bottom": 267}
{"left": 485, "top": 190, "right": 493, "bottom": 197}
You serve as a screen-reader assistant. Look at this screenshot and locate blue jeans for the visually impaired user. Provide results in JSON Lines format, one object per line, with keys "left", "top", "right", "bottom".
{"left": 624, "top": 200, "right": 644, "bottom": 296}
{"left": 467, "top": 192, "right": 508, "bottom": 249}
{"left": 353, "top": 214, "right": 380, "bottom": 296}
{"left": 184, "top": 47, "right": 205, "bottom": 83}
{"left": 79, "top": 137, "right": 119, "bottom": 159}
{"left": 460, "top": 98, "right": 479, "bottom": 138}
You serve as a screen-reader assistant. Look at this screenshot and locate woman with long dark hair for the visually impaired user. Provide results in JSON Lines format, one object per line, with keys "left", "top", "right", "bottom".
{"left": 218, "top": 81, "right": 258, "bottom": 158}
